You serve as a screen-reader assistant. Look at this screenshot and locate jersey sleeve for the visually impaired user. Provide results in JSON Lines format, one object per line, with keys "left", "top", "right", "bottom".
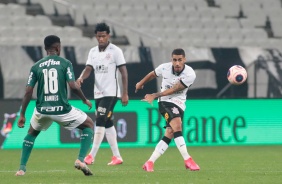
{"left": 26, "top": 66, "right": 37, "bottom": 87}
{"left": 66, "top": 62, "right": 75, "bottom": 81}
{"left": 86, "top": 49, "right": 93, "bottom": 67}
{"left": 154, "top": 64, "right": 164, "bottom": 77}
{"left": 115, "top": 47, "right": 126, "bottom": 66}
{"left": 181, "top": 68, "right": 196, "bottom": 88}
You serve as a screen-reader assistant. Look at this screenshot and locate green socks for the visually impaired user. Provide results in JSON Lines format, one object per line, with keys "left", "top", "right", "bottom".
{"left": 78, "top": 128, "right": 94, "bottom": 162}
{"left": 19, "top": 134, "right": 36, "bottom": 171}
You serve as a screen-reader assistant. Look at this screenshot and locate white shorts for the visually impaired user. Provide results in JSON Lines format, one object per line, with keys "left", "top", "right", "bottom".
{"left": 30, "top": 106, "right": 87, "bottom": 131}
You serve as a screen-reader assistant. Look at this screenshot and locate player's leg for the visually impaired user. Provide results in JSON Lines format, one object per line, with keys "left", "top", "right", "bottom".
{"left": 86, "top": 98, "right": 106, "bottom": 164}
{"left": 56, "top": 107, "right": 94, "bottom": 176}
{"left": 75, "top": 116, "right": 94, "bottom": 176}
{"left": 143, "top": 128, "right": 173, "bottom": 172}
{"left": 169, "top": 117, "right": 200, "bottom": 171}
{"left": 105, "top": 120, "right": 123, "bottom": 165}
{"left": 15, "top": 126, "right": 40, "bottom": 176}
{"left": 102, "top": 97, "right": 123, "bottom": 165}
{"left": 16, "top": 109, "right": 52, "bottom": 176}
{"left": 76, "top": 116, "right": 94, "bottom": 163}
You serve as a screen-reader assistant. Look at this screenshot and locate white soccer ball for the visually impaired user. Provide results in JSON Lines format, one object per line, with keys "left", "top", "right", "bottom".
{"left": 227, "top": 65, "right": 247, "bottom": 85}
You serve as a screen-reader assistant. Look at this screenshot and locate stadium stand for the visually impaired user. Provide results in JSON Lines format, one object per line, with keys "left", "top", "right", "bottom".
{"left": 0, "top": 0, "right": 282, "bottom": 99}
{"left": 0, "top": 0, "right": 281, "bottom": 49}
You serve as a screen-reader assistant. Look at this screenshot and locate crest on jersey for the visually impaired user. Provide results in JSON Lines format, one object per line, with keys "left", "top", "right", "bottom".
{"left": 171, "top": 107, "right": 179, "bottom": 114}
{"left": 105, "top": 53, "right": 111, "bottom": 60}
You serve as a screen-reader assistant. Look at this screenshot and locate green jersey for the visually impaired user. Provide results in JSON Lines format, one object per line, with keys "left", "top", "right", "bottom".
{"left": 27, "top": 55, "right": 75, "bottom": 115}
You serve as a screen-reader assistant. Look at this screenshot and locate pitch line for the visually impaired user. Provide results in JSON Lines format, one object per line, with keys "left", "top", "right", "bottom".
{"left": 0, "top": 170, "right": 66, "bottom": 173}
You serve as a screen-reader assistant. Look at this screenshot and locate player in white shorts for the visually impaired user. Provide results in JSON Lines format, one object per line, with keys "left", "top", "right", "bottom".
{"left": 30, "top": 107, "right": 87, "bottom": 131}
{"left": 15, "top": 35, "right": 94, "bottom": 177}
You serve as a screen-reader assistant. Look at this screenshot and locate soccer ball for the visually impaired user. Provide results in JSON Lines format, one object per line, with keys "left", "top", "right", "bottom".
{"left": 227, "top": 65, "right": 247, "bottom": 85}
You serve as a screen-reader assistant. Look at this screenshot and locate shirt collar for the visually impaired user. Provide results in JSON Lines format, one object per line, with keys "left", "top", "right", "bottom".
{"left": 172, "top": 65, "right": 185, "bottom": 76}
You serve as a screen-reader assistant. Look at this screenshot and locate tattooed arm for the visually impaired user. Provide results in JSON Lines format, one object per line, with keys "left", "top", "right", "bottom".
{"left": 143, "top": 81, "right": 186, "bottom": 103}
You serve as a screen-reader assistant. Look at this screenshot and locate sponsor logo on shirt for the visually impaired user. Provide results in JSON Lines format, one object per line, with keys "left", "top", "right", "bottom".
{"left": 41, "top": 106, "right": 63, "bottom": 112}
{"left": 95, "top": 65, "right": 108, "bottom": 73}
{"left": 39, "top": 59, "right": 60, "bottom": 67}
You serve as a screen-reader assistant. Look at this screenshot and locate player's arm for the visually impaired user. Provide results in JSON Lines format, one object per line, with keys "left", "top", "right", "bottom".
{"left": 18, "top": 86, "right": 33, "bottom": 128}
{"left": 76, "top": 65, "right": 93, "bottom": 87}
{"left": 118, "top": 65, "right": 129, "bottom": 106}
{"left": 68, "top": 81, "right": 92, "bottom": 110}
{"left": 135, "top": 71, "right": 157, "bottom": 93}
{"left": 143, "top": 81, "right": 186, "bottom": 103}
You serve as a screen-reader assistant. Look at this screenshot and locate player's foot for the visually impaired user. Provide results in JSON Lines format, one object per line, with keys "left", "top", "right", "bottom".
{"left": 142, "top": 161, "right": 154, "bottom": 172}
{"left": 184, "top": 157, "right": 200, "bottom": 171}
{"left": 74, "top": 159, "right": 93, "bottom": 176}
{"left": 15, "top": 170, "right": 25, "bottom": 176}
{"left": 84, "top": 154, "right": 94, "bottom": 165}
{"left": 107, "top": 156, "right": 123, "bottom": 165}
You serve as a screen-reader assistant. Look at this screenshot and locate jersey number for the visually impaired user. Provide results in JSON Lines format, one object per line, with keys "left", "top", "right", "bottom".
{"left": 43, "top": 68, "right": 58, "bottom": 94}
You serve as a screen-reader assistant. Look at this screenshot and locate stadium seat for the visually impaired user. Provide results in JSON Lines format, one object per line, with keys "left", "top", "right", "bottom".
{"left": 0, "top": 16, "right": 11, "bottom": 27}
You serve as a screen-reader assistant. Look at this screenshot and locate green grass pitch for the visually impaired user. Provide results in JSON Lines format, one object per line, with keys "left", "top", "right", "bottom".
{"left": 1, "top": 146, "right": 282, "bottom": 184}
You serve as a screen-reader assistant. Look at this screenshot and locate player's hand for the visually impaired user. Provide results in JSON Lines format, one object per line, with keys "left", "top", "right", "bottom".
{"left": 135, "top": 82, "right": 144, "bottom": 93}
{"left": 141, "top": 94, "right": 156, "bottom": 105}
{"left": 121, "top": 94, "right": 129, "bottom": 106}
{"left": 76, "top": 78, "right": 84, "bottom": 88}
{"left": 17, "top": 115, "right": 26, "bottom": 128}
{"left": 83, "top": 99, "right": 92, "bottom": 110}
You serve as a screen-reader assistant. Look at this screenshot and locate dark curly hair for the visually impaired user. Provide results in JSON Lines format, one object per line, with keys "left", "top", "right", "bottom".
{"left": 44, "top": 35, "right": 60, "bottom": 50}
{"left": 94, "top": 22, "right": 110, "bottom": 34}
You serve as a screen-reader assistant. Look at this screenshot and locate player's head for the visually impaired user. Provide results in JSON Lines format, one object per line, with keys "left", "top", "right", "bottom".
{"left": 171, "top": 48, "right": 186, "bottom": 73}
{"left": 44, "top": 35, "right": 61, "bottom": 56}
{"left": 94, "top": 22, "right": 110, "bottom": 48}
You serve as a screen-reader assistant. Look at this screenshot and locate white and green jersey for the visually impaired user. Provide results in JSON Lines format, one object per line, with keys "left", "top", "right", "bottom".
{"left": 154, "top": 62, "right": 196, "bottom": 111}
{"left": 27, "top": 55, "right": 75, "bottom": 115}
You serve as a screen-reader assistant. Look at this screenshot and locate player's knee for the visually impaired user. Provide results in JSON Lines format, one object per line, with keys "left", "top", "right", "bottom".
{"left": 165, "top": 128, "right": 174, "bottom": 139}
{"left": 85, "top": 116, "right": 94, "bottom": 129}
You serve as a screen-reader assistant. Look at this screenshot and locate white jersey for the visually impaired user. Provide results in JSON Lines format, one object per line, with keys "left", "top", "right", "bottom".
{"left": 86, "top": 43, "right": 126, "bottom": 99}
{"left": 155, "top": 62, "right": 196, "bottom": 111}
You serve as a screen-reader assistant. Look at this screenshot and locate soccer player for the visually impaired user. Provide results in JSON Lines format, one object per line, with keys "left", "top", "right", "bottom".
{"left": 135, "top": 48, "right": 200, "bottom": 172}
{"left": 76, "top": 23, "right": 128, "bottom": 165}
{"left": 15, "top": 35, "right": 94, "bottom": 176}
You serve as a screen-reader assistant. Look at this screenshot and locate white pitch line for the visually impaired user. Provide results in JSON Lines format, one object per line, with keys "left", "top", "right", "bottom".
{"left": 0, "top": 170, "right": 66, "bottom": 173}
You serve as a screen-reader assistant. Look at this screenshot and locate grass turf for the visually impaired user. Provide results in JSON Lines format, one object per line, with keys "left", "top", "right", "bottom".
{"left": 1, "top": 146, "right": 282, "bottom": 184}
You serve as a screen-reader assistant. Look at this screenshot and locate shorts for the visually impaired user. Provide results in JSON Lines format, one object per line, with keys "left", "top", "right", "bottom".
{"left": 30, "top": 106, "right": 87, "bottom": 131}
{"left": 95, "top": 96, "right": 117, "bottom": 115}
{"left": 158, "top": 101, "right": 184, "bottom": 128}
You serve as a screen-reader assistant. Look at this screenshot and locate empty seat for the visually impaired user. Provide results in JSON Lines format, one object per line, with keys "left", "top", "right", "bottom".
{"left": 6, "top": 3, "right": 26, "bottom": 16}
{"left": 0, "top": 16, "right": 12, "bottom": 27}
{"left": 30, "top": 15, "right": 52, "bottom": 27}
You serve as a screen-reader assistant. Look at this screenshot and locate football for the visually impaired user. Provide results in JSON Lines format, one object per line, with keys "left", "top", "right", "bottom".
{"left": 227, "top": 65, "right": 247, "bottom": 85}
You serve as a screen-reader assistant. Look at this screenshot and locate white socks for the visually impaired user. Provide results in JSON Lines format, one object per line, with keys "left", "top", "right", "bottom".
{"left": 149, "top": 140, "right": 169, "bottom": 163}
{"left": 174, "top": 136, "right": 190, "bottom": 160}
{"left": 89, "top": 126, "right": 105, "bottom": 157}
{"left": 105, "top": 126, "right": 121, "bottom": 158}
